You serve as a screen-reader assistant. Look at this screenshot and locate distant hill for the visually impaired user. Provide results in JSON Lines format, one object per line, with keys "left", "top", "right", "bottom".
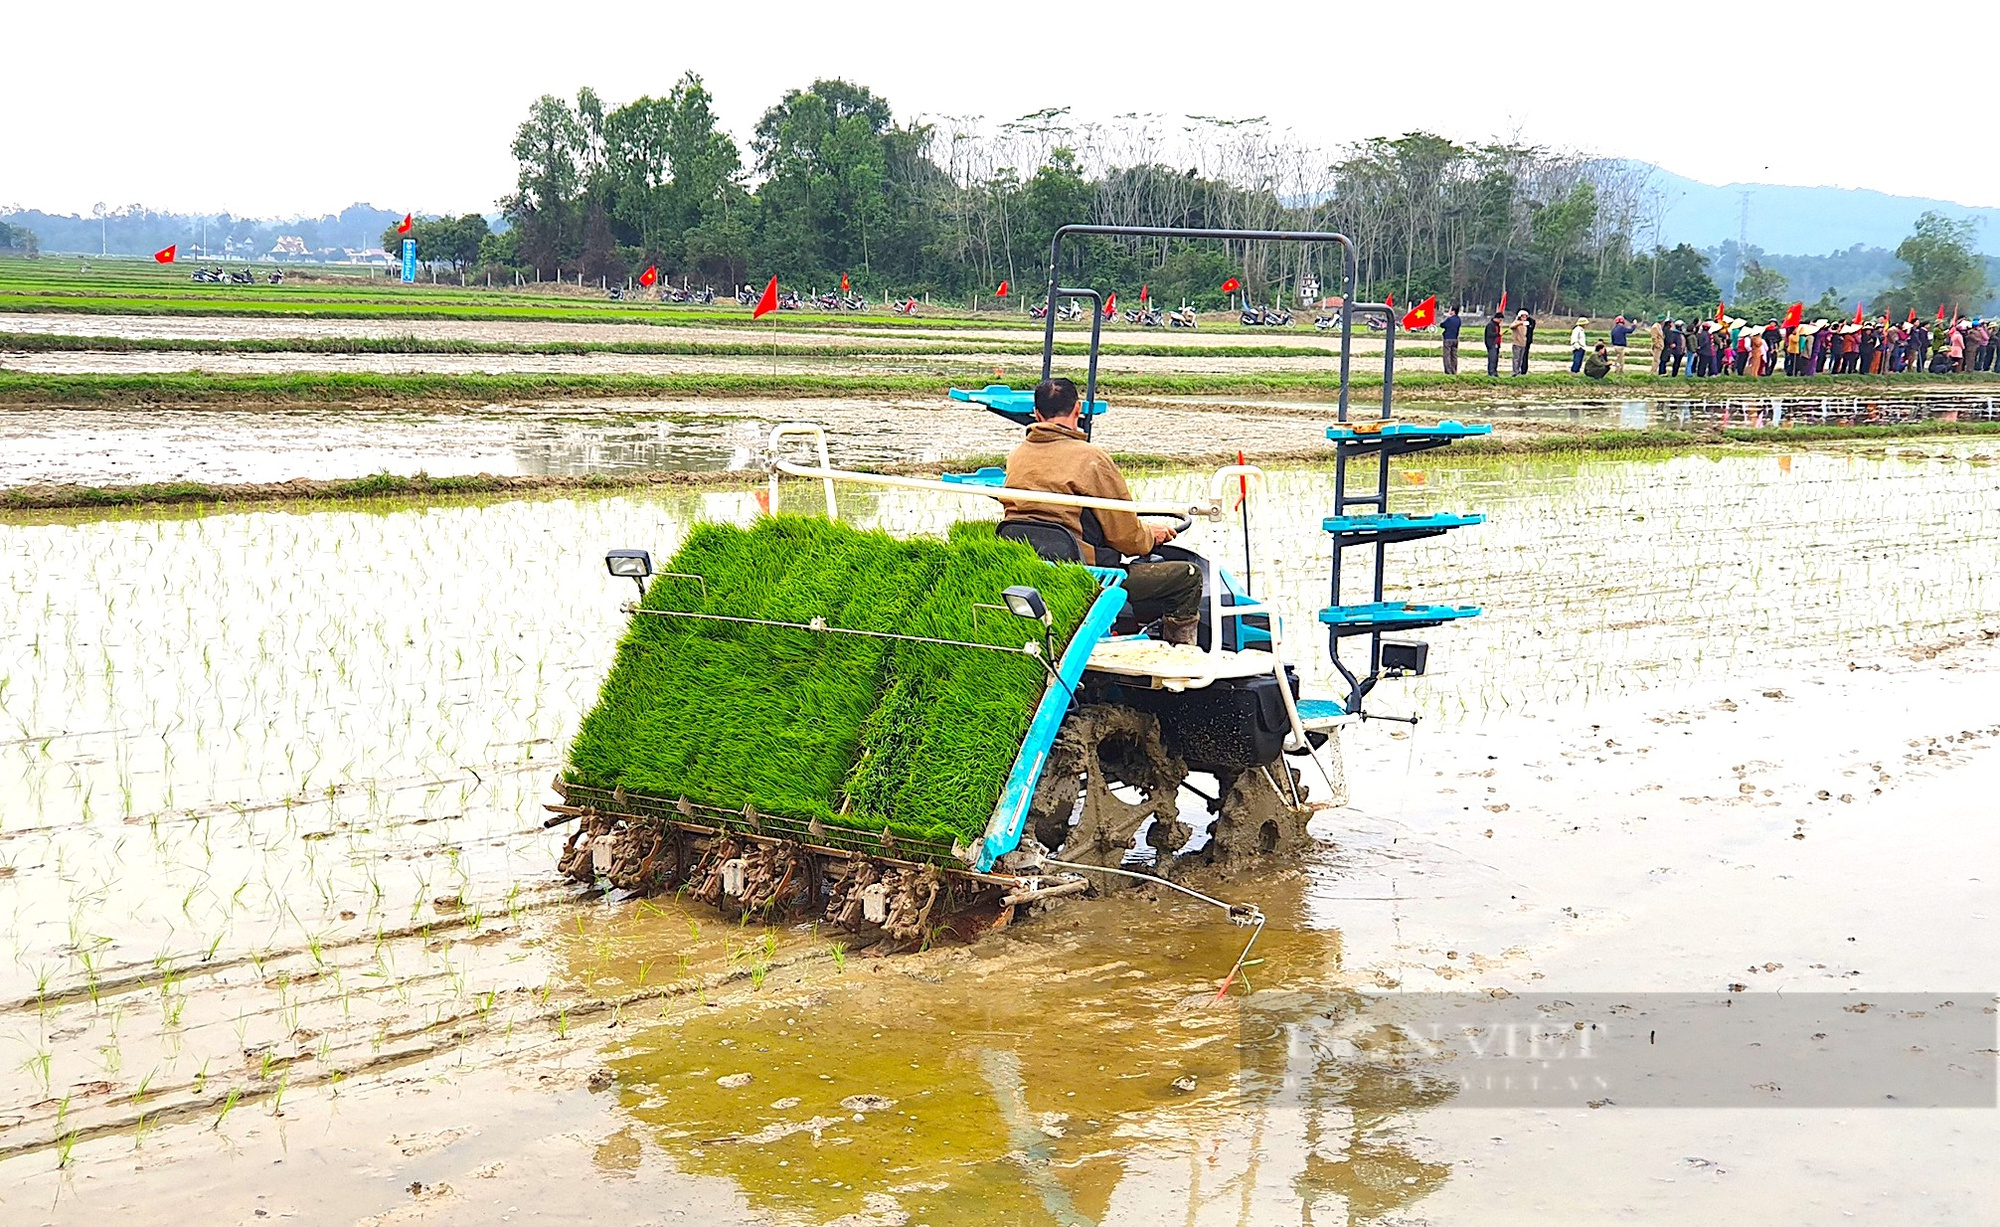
{"left": 1639, "top": 164, "right": 2000, "bottom": 256}
{"left": 0, "top": 204, "right": 412, "bottom": 260}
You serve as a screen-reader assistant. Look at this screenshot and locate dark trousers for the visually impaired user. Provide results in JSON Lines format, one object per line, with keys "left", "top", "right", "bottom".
{"left": 1570, "top": 347, "right": 1585, "bottom": 373}
{"left": 1485, "top": 343, "right": 1500, "bottom": 376}
{"left": 1442, "top": 338, "right": 1459, "bottom": 374}
{"left": 1123, "top": 560, "right": 1202, "bottom": 620}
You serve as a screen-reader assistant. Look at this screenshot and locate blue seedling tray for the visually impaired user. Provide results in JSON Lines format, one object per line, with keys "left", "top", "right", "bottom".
{"left": 949, "top": 385, "right": 1109, "bottom": 425}
{"left": 1322, "top": 512, "right": 1485, "bottom": 546}
{"left": 1318, "top": 601, "right": 1482, "bottom": 637}
{"left": 1325, "top": 420, "right": 1491, "bottom": 442}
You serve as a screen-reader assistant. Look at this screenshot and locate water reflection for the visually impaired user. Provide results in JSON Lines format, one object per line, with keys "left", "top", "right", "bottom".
{"left": 1434, "top": 387, "right": 2000, "bottom": 430}
{"left": 570, "top": 881, "right": 1454, "bottom": 1225}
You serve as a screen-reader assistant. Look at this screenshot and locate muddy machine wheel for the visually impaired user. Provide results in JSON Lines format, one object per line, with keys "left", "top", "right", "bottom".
{"left": 1030, "top": 703, "right": 1336, "bottom": 880}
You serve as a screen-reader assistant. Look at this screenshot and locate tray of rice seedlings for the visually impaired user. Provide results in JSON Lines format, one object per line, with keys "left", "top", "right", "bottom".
{"left": 550, "top": 516, "right": 1111, "bottom": 943}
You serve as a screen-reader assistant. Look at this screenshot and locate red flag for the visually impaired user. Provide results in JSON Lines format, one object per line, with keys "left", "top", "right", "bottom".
{"left": 1498, "top": 290, "right": 1507, "bottom": 315}
{"left": 397, "top": 213, "right": 413, "bottom": 235}
{"left": 752, "top": 275, "right": 778, "bottom": 319}
{"left": 153, "top": 244, "right": 176, "bottom": 264}
{"left": 1907, "top": 308, "right": 1917, "bottom": 324}
{"left": 1139, "top": 284, "right": 1148, "bottom": 302}
{"left": 841, "top": 272, "right": 850, "bottom": 291}
{"left": 1715, "top": 300, "right": 1726, "bottom": 322}
{"left": 1400, "top": 294, "right": 1437, "bottom": 331}
{"left": 1102, "top": 292, "right": 1117, "bottom": 318}
{"left": 639, "top": 265, "right": 657, "bottom": 287}
{"left": 1234, "top": 449, "right": 1249, "bottom": 510}
{"left": 1937, "top": 303, "right": 1947, "bottom": 321}
{"left": 1220, "top": 277, "right": 1240, "bottom": 294}
{"left": 1782, "top": 302, "right": 1803, "bottom": 328}
{"left": 1852, "top": 302, "right": 1864, "bottom": 326}
{"left": 995, "top": 279, "right": 1008, "bottom": 297}
{"left": 1385, "top": 292, "right": 1394, "bottom": 310}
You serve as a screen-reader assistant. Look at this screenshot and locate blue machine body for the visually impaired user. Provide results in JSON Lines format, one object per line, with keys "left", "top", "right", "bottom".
{"left": 976, "top": 579, "right": 1127, "bottom": 871}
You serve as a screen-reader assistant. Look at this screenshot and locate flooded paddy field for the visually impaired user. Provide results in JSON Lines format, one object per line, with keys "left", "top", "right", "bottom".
{"left": 0, "top": 398, "right": 1344, "bottom": 489}
{"left": 3, "top": 441, "right": 1996, "bottom": 1222}
{"left": 1458, "top": 387, "right": 2000, "bottom": 430}
{"left": 1188, "top": 387, "right": 2000, "bottom": 432}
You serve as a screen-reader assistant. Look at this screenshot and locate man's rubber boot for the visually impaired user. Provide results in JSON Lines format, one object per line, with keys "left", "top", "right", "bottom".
{"left": 1161, "top": 615, "right": 1200, "bottom": 647}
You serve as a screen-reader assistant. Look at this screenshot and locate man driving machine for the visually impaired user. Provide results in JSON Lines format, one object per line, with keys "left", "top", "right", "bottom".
{"left": 999, "top": 378, "right": 1204, "bottom": 646}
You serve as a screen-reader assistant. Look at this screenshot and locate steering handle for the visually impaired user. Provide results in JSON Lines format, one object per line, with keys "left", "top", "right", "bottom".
{"left": 1147, "top": 512, "right": 1195, "bottom": 536}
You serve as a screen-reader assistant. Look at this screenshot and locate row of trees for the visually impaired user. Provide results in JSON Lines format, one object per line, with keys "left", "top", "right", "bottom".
{"left": 0, "top": 203, "right": 405, "bottom": 260}
{"left": 1707, "top": 213, "right": 1992, "bottom": 326}
{"left": 376, "top": 214, "right": 493, "bottom": 273}
{"left": 0, "top": 220, "right": 37, "bottom": 255}
{"left": 483, "top": 77, "right": 1987, "bottom": 319}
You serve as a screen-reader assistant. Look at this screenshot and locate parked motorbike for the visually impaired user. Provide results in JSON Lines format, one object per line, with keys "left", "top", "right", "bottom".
{"left": 736, "top": 285, "right": 757, "bottom": 306}
{"left": 1028, "top": 303, "right": 1049, "bottom": 320}
{"left": 267, "top": 271, "right": 285, "bottom": 285}
{"left": 1055, "top": 302, "right": 1083, "bottom": 322}
{"left": 894, "top": 298, "right": 919, "bottom": 316}
{"left": 228, "top": 270, "right": 256, "bottom": 285}
{"left": 1168, "top": 307, "right": 1197, "bottom": 329}
{"left": 841, "top": 294, "right": 866, "bottom": 311}
{"left": 1314, "top": 314, "right": 1339, "bottom": 331}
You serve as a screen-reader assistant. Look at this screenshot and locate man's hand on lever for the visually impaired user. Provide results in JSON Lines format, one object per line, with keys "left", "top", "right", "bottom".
{"left": 1151, "top": 523, "right": 1178, "bottom": 547}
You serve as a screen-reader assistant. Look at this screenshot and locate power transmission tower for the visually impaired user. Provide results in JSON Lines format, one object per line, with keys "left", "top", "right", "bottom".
{"left": 1733, "top": 190, "right": 1751, "bottom": 301}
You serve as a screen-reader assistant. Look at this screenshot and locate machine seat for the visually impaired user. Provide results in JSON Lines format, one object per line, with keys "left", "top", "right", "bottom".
{"left": 997, "top": 519, "right": 1085, "bottom": 564}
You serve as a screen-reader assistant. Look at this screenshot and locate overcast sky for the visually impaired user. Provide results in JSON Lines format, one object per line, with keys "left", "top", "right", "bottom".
{"left": 8, "top": 2, "right": 1997, "bottom": 220}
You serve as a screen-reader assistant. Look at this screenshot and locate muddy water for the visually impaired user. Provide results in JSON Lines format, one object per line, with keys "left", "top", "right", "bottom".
{"left": 0, "top": 398, "right": 1340, "bottom": 488}
{"left": 2, "top": 347, "right": 1381, "bottom": 378}
{"left": 1446, "top": 388, "right": 2000, "bottom": 429}
{"left": 0, "top": 405, "right": 774, "bottom": 485}
{"left": 3, "top": 445, "right": 1997, "bottom": 1222}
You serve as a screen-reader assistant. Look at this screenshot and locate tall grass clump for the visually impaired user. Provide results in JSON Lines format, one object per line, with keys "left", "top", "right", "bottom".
{"left": 563, "top": 516, "right": 1101, "bottom": 843}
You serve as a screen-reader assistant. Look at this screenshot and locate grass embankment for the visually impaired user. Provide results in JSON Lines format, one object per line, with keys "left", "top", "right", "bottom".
{"left": 10, "top": 368, "right": 2000, "bottom": 407}
{"left": 564, "top": 516, "right": 1103, "bottom": 845}
{"left": 0, "top": 281, "right": 1036, "bottom": 332}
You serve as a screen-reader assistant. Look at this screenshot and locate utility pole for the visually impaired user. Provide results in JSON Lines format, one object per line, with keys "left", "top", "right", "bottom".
{"left": 1733, "top": 190, "right": 1751, "bottom": 302}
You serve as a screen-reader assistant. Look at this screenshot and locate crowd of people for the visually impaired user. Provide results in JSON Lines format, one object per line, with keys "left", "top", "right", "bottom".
{"left": 1431, "top": 305, "right": 1998, "bottom": 378}
{"left": 1635, "top": 314, "right": 1995, "bottom": 379}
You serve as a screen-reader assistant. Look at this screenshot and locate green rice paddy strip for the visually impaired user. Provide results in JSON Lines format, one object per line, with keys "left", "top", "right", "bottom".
{"left": 0, "top": 331, "right": 1334, "bottom": 360}
{"left": 562, "top": 517, "right": 1102, "bottom": 843}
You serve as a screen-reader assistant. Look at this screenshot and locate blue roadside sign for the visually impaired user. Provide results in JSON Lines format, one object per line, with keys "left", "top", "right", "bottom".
{"left": 401, "top": 239, "right": 417, "bottom": 284}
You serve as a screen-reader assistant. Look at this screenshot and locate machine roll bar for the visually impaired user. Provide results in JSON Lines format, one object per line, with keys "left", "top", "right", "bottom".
{"left": 1041, "top": 225, "right": 1363, "bottom": 423}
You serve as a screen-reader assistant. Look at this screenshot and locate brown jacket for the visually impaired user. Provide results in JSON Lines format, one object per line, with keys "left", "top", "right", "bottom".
{"left": 1000, "top": 421, "right": 1152, "bottom": 559}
